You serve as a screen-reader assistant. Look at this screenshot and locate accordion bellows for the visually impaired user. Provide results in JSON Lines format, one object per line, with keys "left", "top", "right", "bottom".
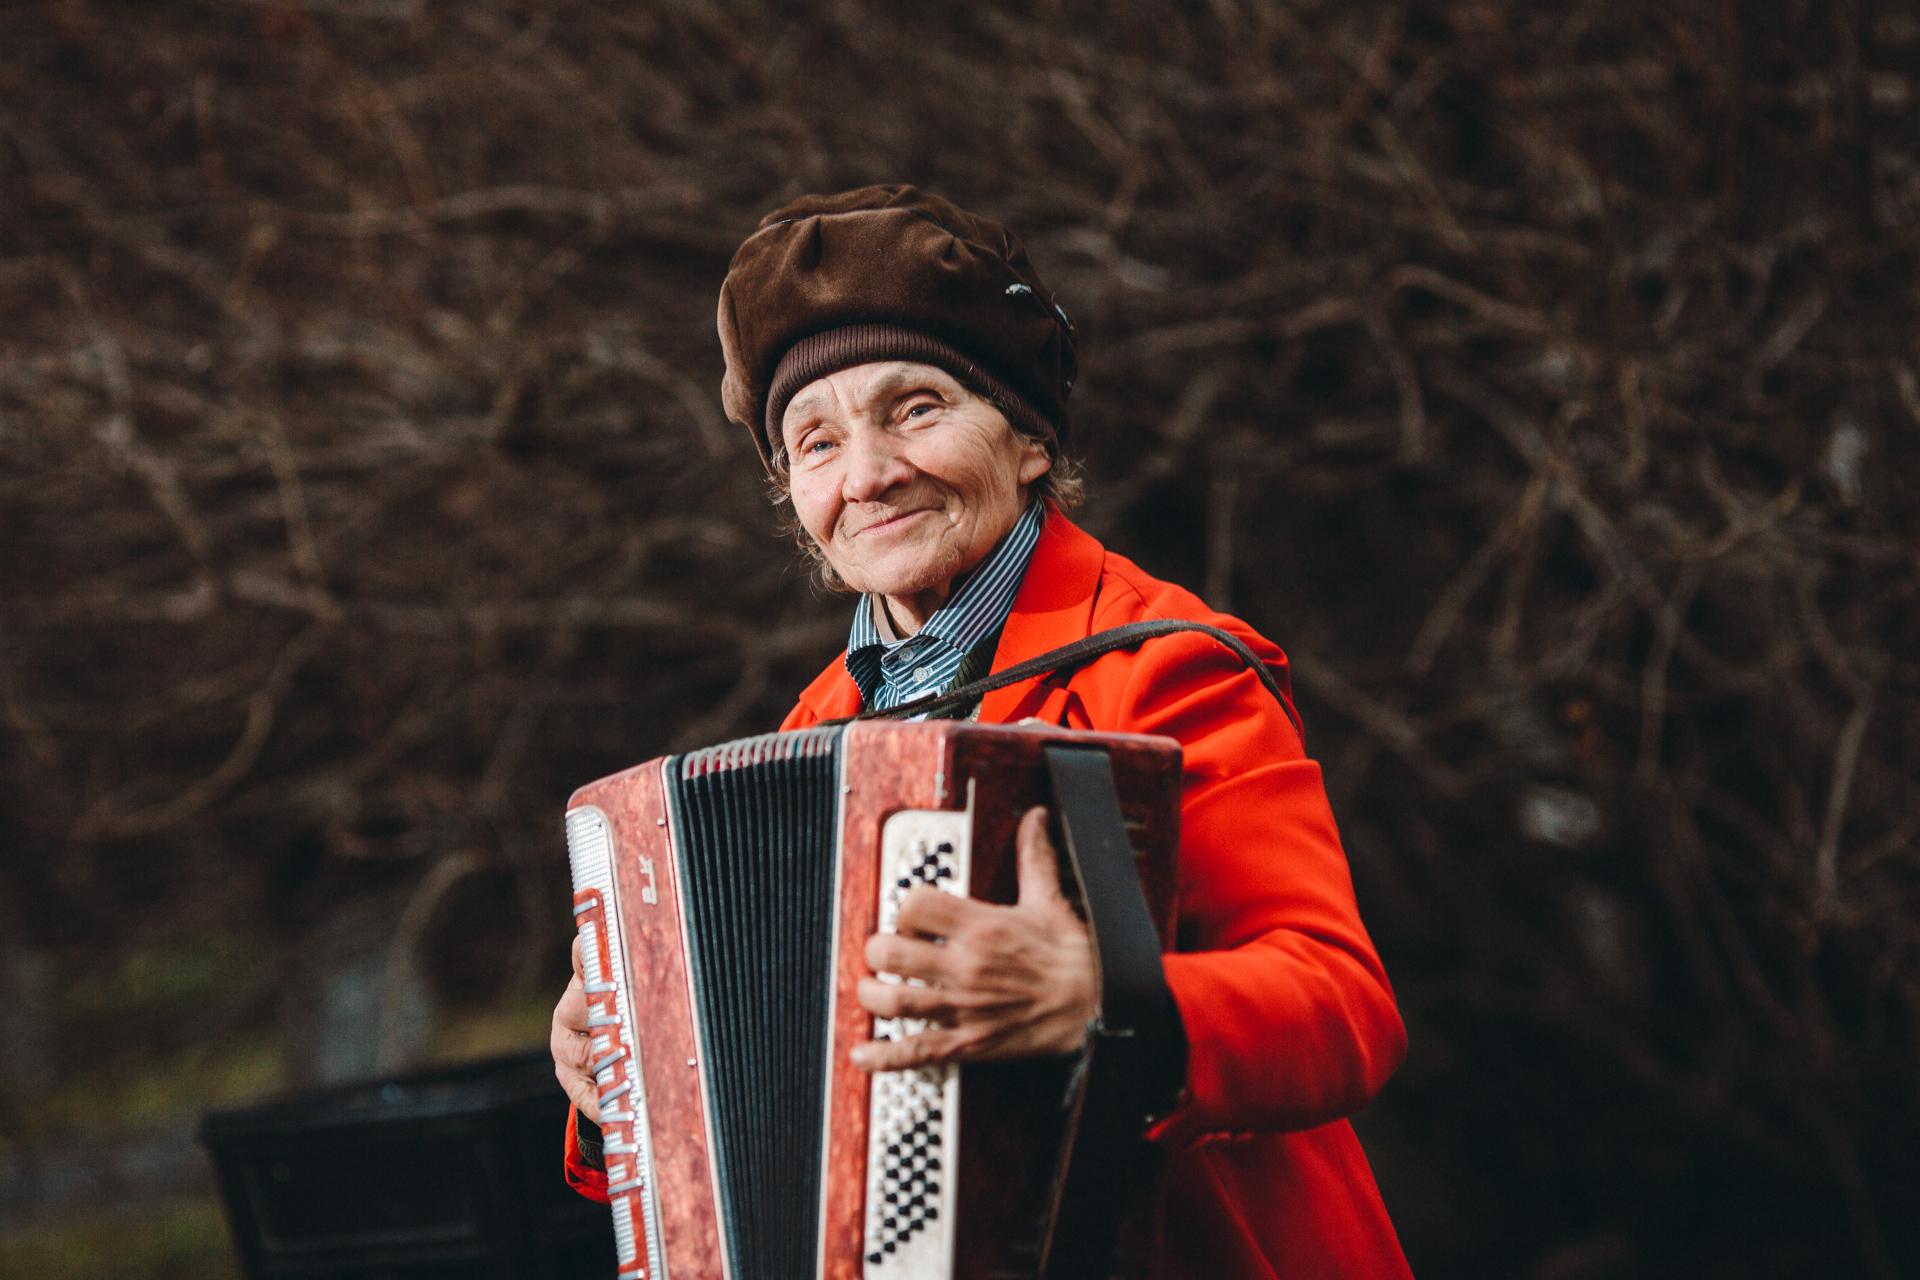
{"left": 565, "top": 720, "right": 1181, "bottom": 1280}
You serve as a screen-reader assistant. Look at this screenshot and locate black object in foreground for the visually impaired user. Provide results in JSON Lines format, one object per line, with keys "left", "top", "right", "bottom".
{"left": 198, "top": 1048, "right": 612, "bottom": 1279}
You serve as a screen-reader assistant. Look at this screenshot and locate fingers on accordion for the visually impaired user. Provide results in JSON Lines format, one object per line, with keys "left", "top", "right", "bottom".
{"left": 859, "top": 974, "right": 962, "bottom": 1023}
{"left": 864, "top": 930, "right": 948, "bottom": 981}
{"left": 891, "top": 882, "right": 972, "bottom": 938}
{"left": 868, "top": 1022, "right": 998, "bottom": 1070}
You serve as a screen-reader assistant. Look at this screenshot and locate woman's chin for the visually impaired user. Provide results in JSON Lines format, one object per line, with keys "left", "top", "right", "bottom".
{"left": 843, "top": 548, "right": 965, "bottom": 609}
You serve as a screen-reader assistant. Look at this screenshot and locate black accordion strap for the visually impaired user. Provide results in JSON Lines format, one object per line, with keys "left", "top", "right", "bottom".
{"left": 1038, "top": 744, "right": 1176, "bottom": 1280}
{"left": 852, "top": 618, "right": 1305, "bottom": 740}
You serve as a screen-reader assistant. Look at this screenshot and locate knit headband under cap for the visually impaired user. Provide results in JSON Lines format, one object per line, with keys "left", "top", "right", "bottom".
{"left": 765, "top": 324, "right": 1060, "bottom": 464}
{"left": 716, "top": 184, "right": 1079, "bottom": 474}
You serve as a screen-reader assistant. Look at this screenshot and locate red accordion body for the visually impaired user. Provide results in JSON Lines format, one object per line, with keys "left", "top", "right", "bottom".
{"left": 564, "top": 719, "right": 1181, "bottom": 1280}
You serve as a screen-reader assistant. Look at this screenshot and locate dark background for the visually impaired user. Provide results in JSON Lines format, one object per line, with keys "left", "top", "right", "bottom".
{"left": 2, "top": 1, "right": 1916, "bottom": 1276}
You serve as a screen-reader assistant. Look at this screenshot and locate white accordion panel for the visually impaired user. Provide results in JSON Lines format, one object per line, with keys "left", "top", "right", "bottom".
{"left": 864, "top": 808, "right": 970, "bottom": 1278}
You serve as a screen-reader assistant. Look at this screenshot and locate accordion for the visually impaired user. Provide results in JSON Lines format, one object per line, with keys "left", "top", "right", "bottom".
{"left": 564, "top": 719, "right": 1183, "bottom": 1280}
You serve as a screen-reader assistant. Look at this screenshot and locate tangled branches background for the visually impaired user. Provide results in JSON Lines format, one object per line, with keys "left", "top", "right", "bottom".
{"left": 2, "top": 1, "right": 1915, "bottom": 1276}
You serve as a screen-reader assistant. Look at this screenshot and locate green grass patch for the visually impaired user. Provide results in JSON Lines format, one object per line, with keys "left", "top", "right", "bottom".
{"left": 0, "top": 1197, "right": 239, "bottom": 1280}
{"left": 40, "top": 1033, "right": 286, "bottom": 1141}
{"left": 36, "top": 994, "right": 550, "bottom": 1148}
{"left": 67, "top": 935, "right": 253, "bottom": 1026}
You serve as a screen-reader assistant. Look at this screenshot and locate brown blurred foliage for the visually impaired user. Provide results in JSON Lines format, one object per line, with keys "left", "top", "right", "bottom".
{"left": 2, "top": 1, "right": 1916, "bottom": 1276}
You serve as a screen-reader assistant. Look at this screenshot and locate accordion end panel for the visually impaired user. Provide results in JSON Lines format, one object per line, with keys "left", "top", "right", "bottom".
{"left": 828, "top": 721, "right": 1182, "bottom": 1280}
{"left": 820, "top": 728, "right": 952, "bottom": 1280}
{"left": 568, "top": 763, "right": 728, "bottom": 1280}
{"left": 883, "top": 722, "right": 1181, "bottom": 1280}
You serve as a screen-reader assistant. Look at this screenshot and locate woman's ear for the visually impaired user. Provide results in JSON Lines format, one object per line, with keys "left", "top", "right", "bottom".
{"left": 1017, "top": 437, "right": 1052, "bottom": 486}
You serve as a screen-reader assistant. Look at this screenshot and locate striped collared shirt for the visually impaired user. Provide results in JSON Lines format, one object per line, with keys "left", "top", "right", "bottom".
{"left": 845, "top": 501, "right": 1045, "bottom": 713}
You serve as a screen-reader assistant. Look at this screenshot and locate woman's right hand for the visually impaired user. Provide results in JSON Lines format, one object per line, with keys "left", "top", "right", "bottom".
{"left": 551, "top": 935, "right": 602, "bottom": 1116}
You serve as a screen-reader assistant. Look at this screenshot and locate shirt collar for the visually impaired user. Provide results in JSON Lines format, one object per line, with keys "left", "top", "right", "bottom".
{"left": 845, "top": 500, "right": 1045, "bottom": 706}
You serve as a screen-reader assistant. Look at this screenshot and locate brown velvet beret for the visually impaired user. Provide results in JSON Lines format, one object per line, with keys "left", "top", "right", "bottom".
{"left": 716, "top": 184, "right": 1078, "bottom": 472}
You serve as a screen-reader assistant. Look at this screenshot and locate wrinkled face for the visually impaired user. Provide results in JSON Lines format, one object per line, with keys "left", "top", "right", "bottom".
{"left": 779, "top": 361, "right": 1051, "bottom": 631}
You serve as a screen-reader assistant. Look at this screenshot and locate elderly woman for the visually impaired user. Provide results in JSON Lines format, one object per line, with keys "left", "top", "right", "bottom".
{"left": 552, "top": 185, "right": 1410, "bottom": 1279}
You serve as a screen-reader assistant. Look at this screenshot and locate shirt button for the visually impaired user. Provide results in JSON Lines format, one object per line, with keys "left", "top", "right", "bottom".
{"left": 913, "top": 666, "right": 932, "bottom": 683}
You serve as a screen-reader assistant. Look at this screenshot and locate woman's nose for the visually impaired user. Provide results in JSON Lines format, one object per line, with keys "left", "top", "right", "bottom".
{"left": 841, "top": 430, "right": 912, "bottom": 501}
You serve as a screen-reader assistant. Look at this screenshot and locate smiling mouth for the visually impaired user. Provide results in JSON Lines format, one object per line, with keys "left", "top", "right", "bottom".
{"left": 853, "top": 510, "right": 933, "bottom": 536}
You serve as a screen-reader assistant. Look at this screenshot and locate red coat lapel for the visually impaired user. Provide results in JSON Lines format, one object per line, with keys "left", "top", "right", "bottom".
{"left": 975, "top": 506, "right": 1104, "bottom": 724}
{"left": 789, "top": 643, "right": 863, "bottom": 724}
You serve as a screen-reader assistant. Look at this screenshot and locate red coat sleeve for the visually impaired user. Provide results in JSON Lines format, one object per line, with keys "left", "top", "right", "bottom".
{"left": 562, "top": 1103, "right": 612, "bottom": 1204}
{"left": 1095, "top": 630, "right": 1406, "bottom": 1143}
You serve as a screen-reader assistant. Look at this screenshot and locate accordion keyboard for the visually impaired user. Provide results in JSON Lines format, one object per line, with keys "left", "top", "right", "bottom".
{"left": 865, "top": 807, "right": 971, "bottom": 1276}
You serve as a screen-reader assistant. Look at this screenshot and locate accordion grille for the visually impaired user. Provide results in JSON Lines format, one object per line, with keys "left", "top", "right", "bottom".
{"left": 668, "top": 727, "right": 844, "bottom": 1280}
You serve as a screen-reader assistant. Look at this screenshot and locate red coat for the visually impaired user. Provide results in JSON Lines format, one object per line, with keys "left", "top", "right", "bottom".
{"left": 566, "top": 509, "right": 1411, "bottom": 1278}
